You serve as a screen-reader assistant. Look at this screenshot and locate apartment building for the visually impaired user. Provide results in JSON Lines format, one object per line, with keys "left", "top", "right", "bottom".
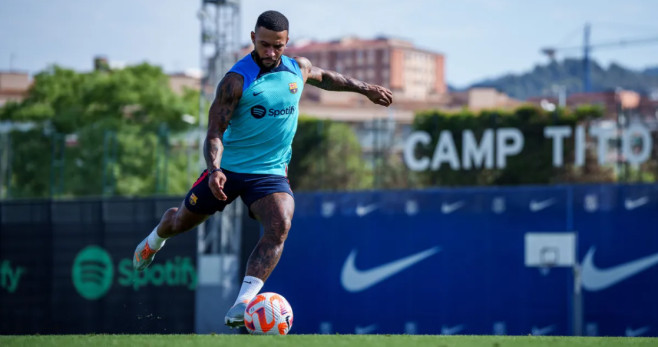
{"left": 0, "top": 71, "right": 31, "bottom": 107}
{"left": 447, "top": 88, "right": 522, "bottom": 111}
{"left": 529, "top": 89, "right": 656, "bottom": 120}
{"left": 168, "top": 72, "right": 201, "bottom": 95}
{"left": 0, "top": 67, "right": 199, "bottom": 110}
{"left": 283, "top": 36, "right": 446, "bottom": 106}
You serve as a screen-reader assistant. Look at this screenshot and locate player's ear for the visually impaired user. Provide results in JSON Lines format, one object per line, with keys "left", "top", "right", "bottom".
{"left": 250, "top": 31, "right": 255, "bottom": 44}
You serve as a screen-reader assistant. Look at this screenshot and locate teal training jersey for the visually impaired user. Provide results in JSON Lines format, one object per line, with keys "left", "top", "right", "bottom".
{"left": 221, "top": 53, "right": 304, "bottom": 176}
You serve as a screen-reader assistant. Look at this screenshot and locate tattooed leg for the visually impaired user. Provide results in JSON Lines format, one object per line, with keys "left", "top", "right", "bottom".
{"left": 246, "top": 192, "right": 295, "bottom": 281}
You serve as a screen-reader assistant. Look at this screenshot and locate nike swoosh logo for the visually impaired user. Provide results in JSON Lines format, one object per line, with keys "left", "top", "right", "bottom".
{"left": 341, "top": 246, "right": 441, "bottom": 292}
{"left": 531, "top": 325, "right": 554, "bottom": 336}
{"left": 582, "top": 247, "right": 658, "bottom": 291}
{"left": 441, "top": 201, "right": 464, "bottom": 214}
{"left": 529, "top": 198, "right": 555, "bottom": 212}
{"left": 625, "top": 196, "right": 649, "bottom": 210}
{"left": 356, "top": 204, "right": 377, "bottom": 217}
{"left": 252, "top": 91, "right": 264, "bottom": 96}
{"left": 626, "top": 326, "right": 650, "bottom": 337}
{"left": 355, "top": 324, "right": 377, "bottom": 334}
{"left": 441, "top": 324, "right": 465, "bottom": 335}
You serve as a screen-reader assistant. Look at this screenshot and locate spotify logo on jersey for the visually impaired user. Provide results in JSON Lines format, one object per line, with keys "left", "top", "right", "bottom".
{"left": 72, "top": 246, "right": 114, "bottom": 300}
{"left": 251, "top": 105, "right": 266, "bottom": 119}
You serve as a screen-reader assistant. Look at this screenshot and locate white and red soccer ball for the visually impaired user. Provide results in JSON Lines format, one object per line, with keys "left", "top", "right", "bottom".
{"left": 244, "top": 292, "right": 294, "bottom": 335}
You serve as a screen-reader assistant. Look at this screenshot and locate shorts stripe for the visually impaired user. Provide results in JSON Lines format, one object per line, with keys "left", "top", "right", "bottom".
{"left": 192, "top": 171, "right": 208, "bottom": 188}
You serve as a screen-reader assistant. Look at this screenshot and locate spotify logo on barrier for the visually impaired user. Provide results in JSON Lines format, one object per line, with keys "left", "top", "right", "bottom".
{"left": 72, "top": 245, "right": 114, "bottom": 300}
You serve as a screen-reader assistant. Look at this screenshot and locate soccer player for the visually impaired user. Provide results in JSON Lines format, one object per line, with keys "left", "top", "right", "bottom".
{"left": 132, "top": 10, "right": 393, "bottom": 327}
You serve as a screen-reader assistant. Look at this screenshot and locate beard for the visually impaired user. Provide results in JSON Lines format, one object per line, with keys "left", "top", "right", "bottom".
{"left": 252, "top": 51, "right": 278, "bottom": 69}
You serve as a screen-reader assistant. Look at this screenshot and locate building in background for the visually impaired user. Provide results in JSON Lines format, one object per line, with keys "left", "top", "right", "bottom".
{"left": 0, "top": 57, "right": 203, "bottom": 105}
{"left": 279, "top": 36, "right": 448, "bottom": 162}
{"left": 91, "top": 55, "right": 202, "bottom": 96}
{"left": 168, "top": 71, "right": 201, "bottom": 95}
{"left": 275, "top": 37, "right": 522, "bottom": 113}
{"left": 529, "top": 89, "right": 658, "bottom": 120}
{"left": 278, "top": 36, "right": 447, "bottom": 109}
{"left": 446, "top": 87, "right": 522, "bottom": 111}
{"left": 0, "top": 71, "right": 31, "bottom": 107}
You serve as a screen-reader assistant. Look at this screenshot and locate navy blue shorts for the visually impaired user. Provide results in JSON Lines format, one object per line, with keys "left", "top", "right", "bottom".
{"left": 184, "top": 169, "right": 294, "bottom": 218}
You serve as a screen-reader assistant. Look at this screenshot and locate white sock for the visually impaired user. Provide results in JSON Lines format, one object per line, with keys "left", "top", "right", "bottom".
{"left": 146, "top": 225, "right": 167, "bottom": 250}
{"left": 234, "top": 276, "right": 264, "bottom": 305}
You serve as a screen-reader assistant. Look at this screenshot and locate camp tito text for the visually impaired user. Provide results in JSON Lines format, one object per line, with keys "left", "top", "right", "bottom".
{"left": 403, "top": 125, "right": 653, "bottom": 171}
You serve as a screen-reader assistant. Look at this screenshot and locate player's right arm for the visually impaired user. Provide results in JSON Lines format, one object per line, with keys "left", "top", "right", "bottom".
{"left": 204, "top": 72, "right": 243, "bottom": 201}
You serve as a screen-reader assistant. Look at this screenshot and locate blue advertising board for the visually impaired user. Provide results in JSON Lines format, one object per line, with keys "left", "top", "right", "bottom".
{"left": 264, "top": 184, "right": 658, "bottom": 337}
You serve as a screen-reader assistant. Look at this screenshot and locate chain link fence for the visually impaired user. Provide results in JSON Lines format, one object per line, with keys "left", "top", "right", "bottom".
{"left": 1, "top": 108, "right": 657, "bottom": 200}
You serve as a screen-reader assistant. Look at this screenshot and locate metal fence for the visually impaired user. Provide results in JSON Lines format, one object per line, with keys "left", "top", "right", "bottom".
{"left": 1, "top": 111, "right": 657, "bottom": 200}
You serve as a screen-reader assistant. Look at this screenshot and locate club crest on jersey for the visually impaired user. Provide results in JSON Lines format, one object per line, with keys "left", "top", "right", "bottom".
{"left": 189, "top": 193, "right": 198, "bottom": 206}
{"left": 289, "top": 82, "right": 298, "bottom": 94}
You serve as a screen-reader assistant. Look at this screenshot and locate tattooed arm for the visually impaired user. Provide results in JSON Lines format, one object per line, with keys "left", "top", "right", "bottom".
{"left": 204, "top": 72, "right": 243, "bottom": 201}
{"left": 294, "top": 56, "right": 393, "bottom": 107}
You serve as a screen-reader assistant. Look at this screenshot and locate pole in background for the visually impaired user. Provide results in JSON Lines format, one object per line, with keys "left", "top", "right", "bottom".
{"left": 583, "top": 23, "right": 591, "bottom": 93}
{"left": 0, "top": 132, "right": 9, "bottom": 198}
{"left": 196, "top": 0, "right": 242, "bottom": 335}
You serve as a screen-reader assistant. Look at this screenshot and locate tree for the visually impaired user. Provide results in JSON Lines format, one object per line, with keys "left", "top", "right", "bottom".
{"left": 289, "top": 116, "right": 371, "bottom": 191}
{"left": 0, "top": 64, "right": 199, "bottom": 198}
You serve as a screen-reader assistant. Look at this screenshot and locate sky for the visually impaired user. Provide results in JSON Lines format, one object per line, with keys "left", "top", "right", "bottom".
{"left": 1, "top": 0, "right": 658, "bottom": 88}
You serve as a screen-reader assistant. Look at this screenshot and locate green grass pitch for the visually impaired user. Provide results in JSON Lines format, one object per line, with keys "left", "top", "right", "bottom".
{"left": 1, "top": 334, "right": 657, "bottom": 347}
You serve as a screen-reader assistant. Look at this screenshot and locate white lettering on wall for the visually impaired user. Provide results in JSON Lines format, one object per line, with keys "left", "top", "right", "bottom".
{"left": 402, "top": 124, "right": 654, "bottom": 171}
{"left": 462, "top": 130, "right": 494, "bottom": 169}
{"left": 544, "top": 126, "right": 572, "bottom": 167}
{"left": 623, "top": 124, "right": 652, "bottom": 165}
{"left": 431, "top": 130, "right": 460, "bottom": 170}
{"left": 496, "top": 128, "right": 524, "bottom": 168}
{"left": 403, "top": 131, "right": 431, "bottom": 171}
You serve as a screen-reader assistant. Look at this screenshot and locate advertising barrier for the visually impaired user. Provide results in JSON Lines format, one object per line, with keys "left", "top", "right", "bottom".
{"left": 264, "top": 184, "right": 658, "bottom": 336}
{"left": 2, "top": 184, "right": 656, "bottom": 336}
{"left": 0, "top": 198, "right": 197, "bottom": 334}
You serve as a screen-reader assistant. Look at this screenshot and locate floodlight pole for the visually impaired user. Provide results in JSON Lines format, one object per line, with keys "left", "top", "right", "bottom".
{"left": 196, "top": 0, "right": 242, "bottom": 334}
{"left": 196, "top": 0, "right": 241, "bottom": 254}
{"left": 583, "top": 23, "right": 591, "bottom": 93}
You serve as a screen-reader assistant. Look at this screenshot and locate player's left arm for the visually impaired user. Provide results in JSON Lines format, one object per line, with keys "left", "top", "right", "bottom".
{"left": 295, "top": 56, "right": 393, "bottom": 107}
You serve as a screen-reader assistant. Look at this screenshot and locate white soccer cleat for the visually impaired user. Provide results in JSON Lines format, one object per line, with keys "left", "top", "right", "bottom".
{"left": 224, "top": 301, "right": 248, "bottom": 328}
{"left": 133, "top": 238, "right": 159, "bottom": 272}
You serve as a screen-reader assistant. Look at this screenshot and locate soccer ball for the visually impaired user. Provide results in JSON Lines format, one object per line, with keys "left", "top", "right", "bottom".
{"left": 244, "top": 292, "right": 293, "bottom": 335}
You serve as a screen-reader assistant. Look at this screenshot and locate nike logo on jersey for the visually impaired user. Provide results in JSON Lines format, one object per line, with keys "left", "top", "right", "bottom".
{"left": 341, "top": 246, "right": 440, "bottom": 292}
{"left": 581, "top": 247, "right": 658, "bottom": 291}
{"left": 252, "top": 90, "right": 264, "bottom": 96}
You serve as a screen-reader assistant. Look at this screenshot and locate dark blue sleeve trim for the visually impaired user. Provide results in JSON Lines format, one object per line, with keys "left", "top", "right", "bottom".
{"left": 228, "top": 53, "right": 259, "bottom": 92}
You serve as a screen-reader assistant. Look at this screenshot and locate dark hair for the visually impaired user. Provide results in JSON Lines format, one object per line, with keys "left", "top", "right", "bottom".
{"left": 255, "top": 10, "right": 289, "bottom": 32}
